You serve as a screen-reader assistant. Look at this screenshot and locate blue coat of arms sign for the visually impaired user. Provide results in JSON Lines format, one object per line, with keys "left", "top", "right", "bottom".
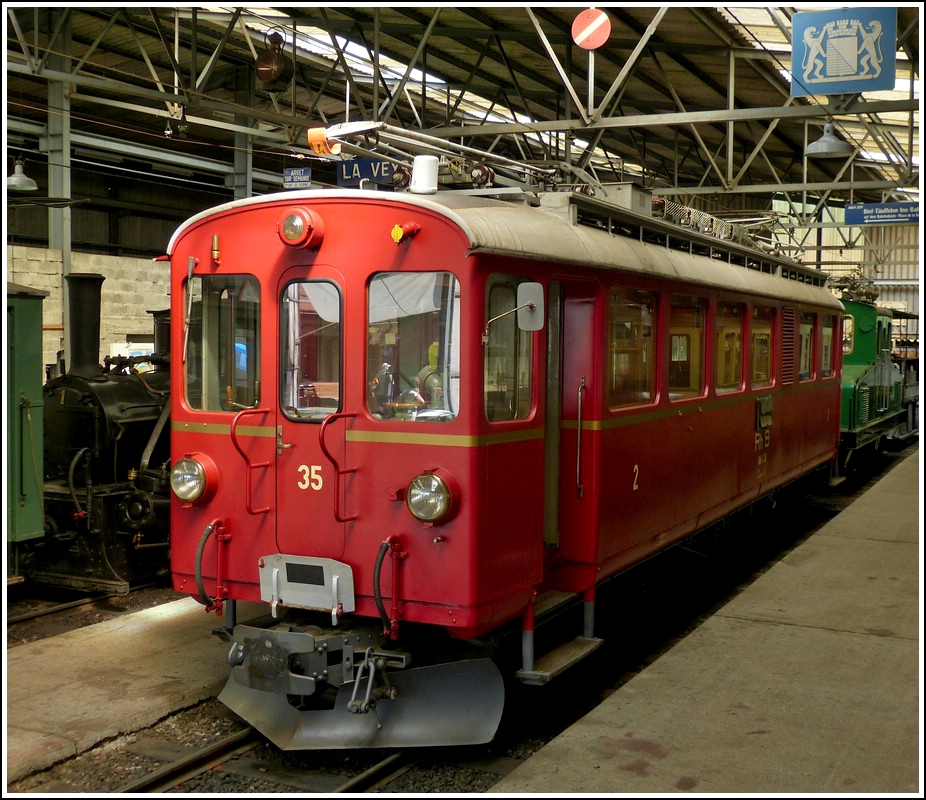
{"left": 792, "top": 8, "right": 896, "bottom": 96}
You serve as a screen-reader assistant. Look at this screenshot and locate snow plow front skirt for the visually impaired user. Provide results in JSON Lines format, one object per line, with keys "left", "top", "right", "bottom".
{"left": 219, "top": 657, "right": 505, "bottom": 750}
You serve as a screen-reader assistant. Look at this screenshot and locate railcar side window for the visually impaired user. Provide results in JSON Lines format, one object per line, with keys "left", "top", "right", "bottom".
{"left": 751, "top": 306, "right": 774, "bottom": 388}
{"left": 281, "top": 281, "right": 341, "bottom": 421}
{"left": 842, "top": 314, "right": 855, "bottom": 355}
{"left": 608, "top": 287, "right": 656, "bottom": 408}
{"left": 799, "top": 312, "right": 816, "bottom": 381}
{"left": 715, "top": 302, "right": 744, "bottom": 394}
{"left": 485, "top": 277, "right": 534, "bottom": 421}
{"left": 669, "top": 295, "right": 705, "bottom": 399}
{"left": 821, "top": 314, "right": 836, "bottom": 378}
{"left": 367, "top": 272, "right": 460, "bottom": 422}
{"left": 183, "top": 275, "right": 260, "bottom": 412}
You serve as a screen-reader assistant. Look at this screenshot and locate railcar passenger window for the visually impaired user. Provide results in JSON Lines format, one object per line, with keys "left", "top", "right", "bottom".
{"left": 367, "top": 272, "right": 460, "bottom": 422}
{"left": 608, "top": 287, "right": 656, "bottom": 408}
{"left": 183, "top": 275, "right": 260, "bottom": 412}
{"left": 715, "top": 302, "right": 744, "bottom": 393}
{"left": 799, "top": 313, "right": 815, "bottom": 381}
{"left": 821, "top": 314, "right": 836, "bottom": 377}
{"left": 669, "top": 295, "right": 704, "bottom": 399}
{"left": 484, "top": 277, "right": 534, "bottom": 421}
{"left": 281, "top": 281, "right": 341, "bottom": 421}
{"left": 751, "top": 306, "right": 774, "bottom": 388}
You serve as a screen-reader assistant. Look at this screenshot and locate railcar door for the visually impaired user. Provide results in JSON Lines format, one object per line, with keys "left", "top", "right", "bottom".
{"left": 545, "top": 279, "right": 601, "bottom": 590}
{"left": 274, "top": 269, "right": 347, "bottom": 563}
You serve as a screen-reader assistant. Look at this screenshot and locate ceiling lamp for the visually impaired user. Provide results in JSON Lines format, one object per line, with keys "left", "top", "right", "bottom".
{"left": 7, "top": 157, "right": 38, "bottom": 191}
{"left": 805, "top": 122, "right": 854, "bottom": 159}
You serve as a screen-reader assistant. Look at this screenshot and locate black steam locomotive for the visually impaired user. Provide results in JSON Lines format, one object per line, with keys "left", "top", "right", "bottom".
{"left": 20, "top": 273, "right": 172, "bottom": 593}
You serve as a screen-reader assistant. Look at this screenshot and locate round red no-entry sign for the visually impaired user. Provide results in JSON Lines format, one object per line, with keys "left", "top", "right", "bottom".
{"left": 572, "top": 8, "right": 611, "bottom": 50}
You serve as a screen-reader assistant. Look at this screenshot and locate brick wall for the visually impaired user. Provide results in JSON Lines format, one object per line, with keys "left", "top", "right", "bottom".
{"left": 6, "top": 245, "right": 171, "bottom": 379}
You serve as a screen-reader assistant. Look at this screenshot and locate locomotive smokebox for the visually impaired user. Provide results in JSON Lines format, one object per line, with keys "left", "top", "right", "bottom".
{"left": 65, "top": 272, "right": 105, "bottom": 377}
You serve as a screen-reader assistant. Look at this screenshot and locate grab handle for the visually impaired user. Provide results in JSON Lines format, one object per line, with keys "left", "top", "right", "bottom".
{"left": 319, "top": 412, "right": 358, "bottom": 522}
{"left": 576, "top": 376, "right": 586, "bottom": 498}
{"left": 230, "top": 407, "right": 271, "bottom": 515}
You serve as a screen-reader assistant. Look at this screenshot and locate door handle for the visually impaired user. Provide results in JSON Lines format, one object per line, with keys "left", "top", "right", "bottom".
{"left": 276, "top": 425, "right": 293, "bottom": 455}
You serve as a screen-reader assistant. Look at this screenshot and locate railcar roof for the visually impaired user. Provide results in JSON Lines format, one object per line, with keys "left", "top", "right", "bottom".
{"left": 7, "top": 282, "right": 50, "bottom": 298}
{"left": 458, "top": 200, "right": 844, "bottom": 311}
{"left": 165, "top": 187, "right": 501, "bottom": 253}
{"left": 841, "top": 298, "right": 921, "bottom": 319}
{"left": 167, "top": 188, "right": 843, "bottom": 311}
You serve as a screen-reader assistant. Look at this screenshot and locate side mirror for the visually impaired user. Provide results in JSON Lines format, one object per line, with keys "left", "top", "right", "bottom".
{"left": 517, "top": 282, "right": 545, "bottom": 331}
{"left": 482, "top": 282, "right": 546, "bottom": 345}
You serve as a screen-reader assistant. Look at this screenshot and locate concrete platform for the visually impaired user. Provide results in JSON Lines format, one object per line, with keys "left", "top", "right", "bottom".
{"left": 4, "top": 598, "right": 267, "bottom": 784}
{"left": 492, "top": 448, "right": 922, "bottom": 794}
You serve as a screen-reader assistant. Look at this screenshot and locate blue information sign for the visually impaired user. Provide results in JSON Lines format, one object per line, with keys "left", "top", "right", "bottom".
{"left": 337, "top": 158, "right": 395, "bottom": 187}
{"left": 792, "top": 8, "right": 896, "bottom": 96}
{"left": 845, "top": 202, "right": 919, "bottom": 226}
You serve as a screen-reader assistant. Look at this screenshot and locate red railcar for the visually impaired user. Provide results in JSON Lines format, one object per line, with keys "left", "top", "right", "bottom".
{"left": 167, "top": 173, "right": 843, "bottom": 749}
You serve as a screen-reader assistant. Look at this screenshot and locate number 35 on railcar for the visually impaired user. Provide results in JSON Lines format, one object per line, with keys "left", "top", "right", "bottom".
{"left": 165, "top": 177, "right": 844, "bottom": 750}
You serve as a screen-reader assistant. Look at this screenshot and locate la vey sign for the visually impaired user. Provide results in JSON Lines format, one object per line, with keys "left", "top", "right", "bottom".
{"left": 337, "top": 159, "right": 395, "bottom": 187}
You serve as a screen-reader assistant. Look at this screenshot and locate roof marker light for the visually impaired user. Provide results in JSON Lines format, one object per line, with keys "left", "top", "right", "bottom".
{"left": 391, "top": 222, "right": 421, "bottom": 245}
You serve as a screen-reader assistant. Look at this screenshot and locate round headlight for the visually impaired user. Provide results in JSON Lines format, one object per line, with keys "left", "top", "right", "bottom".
{"left": 406, "top": 472, "right": 452, "bottom": 523}
{"left": 277, "top": 207, "right": 325, "bottom": 248}
{"left": 170, "top": 457, "right": 207, "bottom": 502}
{"left": 280, "top": 212, "right": 305, "bottom": 243}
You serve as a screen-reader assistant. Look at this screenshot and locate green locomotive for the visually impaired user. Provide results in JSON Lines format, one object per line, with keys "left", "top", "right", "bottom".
{"left": 838, "top": 292, "right": 918, "bottom": 465}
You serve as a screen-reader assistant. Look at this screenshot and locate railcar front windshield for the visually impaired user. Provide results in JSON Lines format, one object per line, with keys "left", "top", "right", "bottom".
{"left": 367, "top": 271, "right": 460, "bottom": 421}
{"left": 183, "top": 275, "right": 261, "bottom": 412}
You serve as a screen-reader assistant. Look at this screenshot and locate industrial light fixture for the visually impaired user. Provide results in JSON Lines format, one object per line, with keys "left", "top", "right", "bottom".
{"left": 7, "top": 157, "right": 38, "bottom": 191}
{"left": 805, "top": 122, "right": 854, "bottom": 159}
{"left": 255, "top": 29, "right": 293, "bottom": 92}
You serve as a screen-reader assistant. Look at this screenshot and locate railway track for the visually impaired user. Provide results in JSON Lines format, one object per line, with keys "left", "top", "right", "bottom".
{"left": 113, "top": 727, "right": 520, "bottom": 794}
{"left": 5, "top": 583, "right": 183, "bottom": 649}
{"left": 7, "top": 591, "right": 123, "bottom": 624}
{"left": 115, "top": 729, "right": 263, "bottom": 793}
{"left": 109, "top": 730, "right": 426, "bottom": 794}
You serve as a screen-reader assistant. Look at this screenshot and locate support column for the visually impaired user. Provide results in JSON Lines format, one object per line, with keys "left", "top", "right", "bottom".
{"left": 45, "top": 9, "right": 73, "bottom": 365}
{"left": 232, "top": 64, "right": 254, "bottom": 199}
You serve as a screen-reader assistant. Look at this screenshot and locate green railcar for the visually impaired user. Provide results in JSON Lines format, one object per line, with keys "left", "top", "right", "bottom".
{"left": 839, "top": 298, "right": 918, "bottom": 458}
{"left": 6, "top": 283, "right": 48, "bottom": 584}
